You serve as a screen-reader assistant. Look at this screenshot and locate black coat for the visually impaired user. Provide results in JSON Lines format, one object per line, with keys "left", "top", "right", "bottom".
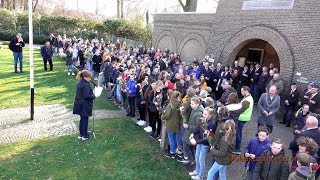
{"left": 299, "top": 89, "right": 311, "bottom": 107}
{"left": 257, "top": 72, "right": 270, "bottom": 91}
{"left": 159, "top": 59, "right": 166, "bottom": 71}
{"left": 73, "top": 79, "right": 95, "bottom": 117}
{"left": 308, "top": 93, "right": 320, "bottom": 114}
{"left": 284, "top": 89, "right": 300, "bottom": 108}
{"left": 9, "top": 38, "right": 25, "bottom": 53}
{"left": 252, "top": 68, "right": 262, "bottom": 84}
{"left": 92, "top": 55, "right": 102, "bottom": 72}
{"left": 252, "top": 148, "right": 290, "bottom": 180}
{"left": 213, "top": 69, "right": 223, "bottom": 82}
{"left": 40, "top": 46, "right": 54, "bottom": 60}
{"left": 239, "top": 70, "right": 250, "bottom": 86}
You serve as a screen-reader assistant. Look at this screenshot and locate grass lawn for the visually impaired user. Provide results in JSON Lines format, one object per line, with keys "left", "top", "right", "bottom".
{"left": 0, "top": 45, "right": 117, "bottom": 110}
{"left": 0, "top": 45, "right": 189, "bottom": 179}
{"left": 0, "top": 117, "right": 190, "bottom": 179}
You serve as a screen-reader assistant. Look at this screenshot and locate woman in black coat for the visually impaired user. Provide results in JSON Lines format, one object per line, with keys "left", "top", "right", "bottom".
{"left": 73, "top": 70, "right": 96, "bottom": 140}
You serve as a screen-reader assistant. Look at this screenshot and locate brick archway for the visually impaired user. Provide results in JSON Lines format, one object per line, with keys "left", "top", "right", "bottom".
{"left": 178, "top": 33, "right": 206, "bottom": 63}
{"left": 219, "top": 26, "right": 294, "bottom": 82}
{"left": 153, "top": 30, "right": 177, "bottom": 52}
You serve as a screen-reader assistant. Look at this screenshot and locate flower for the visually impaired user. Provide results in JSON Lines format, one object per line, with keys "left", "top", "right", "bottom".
{"left": 200, "top": 121, "right": 204, "bottom": 126}
{"left": 208, "top": 129, "right": 213, "bottom": 137}
{"left": 311, "top": 163, "right": 319, "bottom": 171}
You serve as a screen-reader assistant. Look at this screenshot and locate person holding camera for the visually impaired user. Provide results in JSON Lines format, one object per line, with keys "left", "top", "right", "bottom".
{"left": 9, "top": 33, "right": 25, "bottom": 74}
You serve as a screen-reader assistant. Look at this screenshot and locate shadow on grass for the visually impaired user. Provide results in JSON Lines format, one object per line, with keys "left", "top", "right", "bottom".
{"left": 0, "top": 118, "right": 189, "bottom": 179}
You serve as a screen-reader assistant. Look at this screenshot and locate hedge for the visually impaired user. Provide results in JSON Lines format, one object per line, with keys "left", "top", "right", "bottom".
{"left": 0, "top": 8, "right": 152, "bottom": 45}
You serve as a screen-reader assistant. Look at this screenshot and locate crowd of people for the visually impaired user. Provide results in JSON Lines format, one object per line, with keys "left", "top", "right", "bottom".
{"left": 10, "top": 32, "right": 320, "bottom": 179}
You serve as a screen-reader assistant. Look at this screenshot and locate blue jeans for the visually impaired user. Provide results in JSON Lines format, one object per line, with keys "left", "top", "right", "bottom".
{"left": 86, "top": 61, "right": 93, "bottom": 71}
{"left": 176, "top": 130, "right": 183, "bottom": 147}
{"left": 236, "top": 121, "right": 247, "bottom": 150}
{"left": 209, "top": 158, "right": 220, "bottom": 180}
{"left": 183, "top": 141, "right": 195, "bottom": 163}
{"left": 67, "top": 65, "right": 74, "bottom": 73}
{"left": 195, "top": 144, "right": 210, "bottom": 177}
{"left": 73, "top": 58, "right": 78, "bottom": 66}
{"left": 13, "top": 52, "right": 23, "bottom": 72}
{"left": 207, "top": 162, "right": 227, "bottom": 180}
{"left": 79, "top": 115, "right": 89, "bottom": 138}
{"left": 167, "top": 131, "right": 178, "bottom": 154}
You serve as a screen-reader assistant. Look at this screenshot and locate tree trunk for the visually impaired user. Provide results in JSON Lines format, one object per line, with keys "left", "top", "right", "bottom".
{"left": 120, "top": 0, "right": 123, "bottom": 18}
{"left": 178, "top": 0, "right": 198, "bottom": 12}
{"left": 188, "top": 0, "right": 197, "bottom": 11}
{"left": 117, "top": 0, "right": 120, "bottom": 18}
{"left": 0, "top": 0, "right": 4, "bottom": 8}
{"left": 6, "top": 0, "right": 10, "bottom": 9}
{"left": 32, "top": 0, "right": 39, "bottom": 12}
{"left": 95, "top": 0, "right": 98, "bottom": 14}
{"left": 23, "top": 0, "right": 27, "bottom": 11}
{"left": 12, "top": 0, "right": 16, "bottom": 10}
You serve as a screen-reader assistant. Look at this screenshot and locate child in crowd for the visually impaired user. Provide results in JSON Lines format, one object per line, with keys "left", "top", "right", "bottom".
{"left": 244, "top": 126, "right": 270, "bottom": 180}
{"left": 126, "top": 74, "right": 137, "bottom": 117}
{"left": 72, "top": 45, "right": 78, "bottom": 70}
{"left": 200, "top": 74, "right": 208, "bottom": 90}
{"left": 143, "top": 79, "right": 157, "bottom": 133}
{"left": 92, "top": 49, "right": 102, "bottom": 80}
{"left": 148, "top": 80, "right": 164, "bottom": 138}
{"left": 189, "top": 107, "right": 217, "bottom": 180}
{"left": 84, "top": 47, "right": 93, "bottom": 71}
{"left": 207, "top": 119, "right": 236, "bottom": 180}
{"left": 181, "top": 97, "right": 204, "bottom": 165}
{"left": 291, "top": 137, "right": 318, "bottom": 170}
{"left": 252, "top": 138, "right": 290, "bottom": 180}
{"left": 288, "top": 153, "right": 318, "bottom": 180}
{"left": 136, "top": 75, "right": 148, "bottom": 126}
{"left": 161, "top": 91, "right": 183, "bottom": 158}
{"left": 66, "top": 46, "right": 74, "bottom": 75}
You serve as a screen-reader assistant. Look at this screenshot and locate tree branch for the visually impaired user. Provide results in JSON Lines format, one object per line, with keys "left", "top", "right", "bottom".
{"left": 32, "top": 0, "right": 39, "bottom": 12}
{"left": 178, "top": 0, "right": 186, "bottom": 11}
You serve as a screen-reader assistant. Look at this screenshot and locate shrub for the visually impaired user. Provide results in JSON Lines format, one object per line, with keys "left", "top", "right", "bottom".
{"left": 3, "top": 41, "right": 10, "bottom": 45}
{"left": 0, "top": 8, "right": 152, "bottom": 45}
{"left": 0, "top": 30, "right": 15, "bottom": 41}
{"left": 0, "top": 8, "right": 16, "bottom": 30}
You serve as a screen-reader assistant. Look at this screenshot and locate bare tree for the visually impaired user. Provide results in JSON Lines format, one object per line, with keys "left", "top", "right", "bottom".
{"left": 120, "top": 0, "right": 123, "bottom": 18}
{"left": 117, "top": 0, "right": 120, "bottom": 18}
{"left": 12, "top": 0, "right": 16, "bottom": 10}
{"left": 0, "top": 0, "right": 4, "bottom": 8}
{"left": 32, "top": 0, "right": 39, "bottom": 12}
{"left": 178, "top": 0, "right": 198, "bottom": 12}
{"left": 95, "top": 0, "right": 98, "bottom": 14}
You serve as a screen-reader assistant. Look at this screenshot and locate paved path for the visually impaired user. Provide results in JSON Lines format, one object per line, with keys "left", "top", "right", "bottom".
{"left": 0, "top": 104, "right": 124, "bottom": 144}
{"left": 226, "top": 107, "right": 294, "bottom": 179}
{"left": 124, "top": 103, "right": 294, "bottom": 179}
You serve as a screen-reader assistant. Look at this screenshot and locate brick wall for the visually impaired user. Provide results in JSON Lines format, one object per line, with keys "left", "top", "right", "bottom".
{"left": 152, "top": 0, "right": 320, "bottom": 84}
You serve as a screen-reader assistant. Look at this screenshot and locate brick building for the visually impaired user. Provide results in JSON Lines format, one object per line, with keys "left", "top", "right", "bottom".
{"left": 152, "top": 0, "right": 320, "bottom": 85}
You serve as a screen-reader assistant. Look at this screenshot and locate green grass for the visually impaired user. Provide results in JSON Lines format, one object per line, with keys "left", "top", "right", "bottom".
{"left": 0, "top": 45, "right": 117, "bottom": 110}
{"left": 0, "top": 118, "right": 189, "bottom": 179}
{"left": 0, "top": 46, "right": 189, "bottom": 179}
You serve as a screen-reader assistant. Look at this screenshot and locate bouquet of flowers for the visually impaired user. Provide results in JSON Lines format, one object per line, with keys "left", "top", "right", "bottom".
{"left": 199, "top": 118, "right": 214, "bottom": 146}
{"left": 308, "top": 163, "right": 319, "bottom": 180}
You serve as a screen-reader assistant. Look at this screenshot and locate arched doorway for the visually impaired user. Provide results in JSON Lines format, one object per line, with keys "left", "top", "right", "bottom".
{"left": 234, "top": 39, "right": 280, "bottom": 70}
{"left": 218, "top": 26, "right": 294, "bottom": 83}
